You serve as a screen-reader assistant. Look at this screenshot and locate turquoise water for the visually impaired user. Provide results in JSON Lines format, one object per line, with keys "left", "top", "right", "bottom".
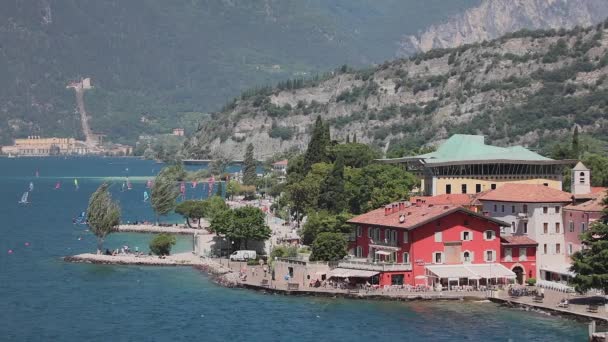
{"left": 0, "top": 157, "right": 588, "bottom": 341}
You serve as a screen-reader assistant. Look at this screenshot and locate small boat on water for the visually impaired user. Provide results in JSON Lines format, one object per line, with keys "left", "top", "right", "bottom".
{"left": 143, "top": 191, "right": 149, "bottom": 202}
{"left": 74, "top": 211, "right": 87, "bottom": 224}
{"left": 127, "top": 178, "right": 132, "bottom": 190}
{"left": 55, "top": 181, "right": 61, "bottom": 190}
{"left": 29, "top": 182, "right": 34, "bottom": 192}
{"left": 74, "top": 179, "right": 79, "bottom": 190}
{"left": 18, "top": 192, "right": 29, "bottom": 204}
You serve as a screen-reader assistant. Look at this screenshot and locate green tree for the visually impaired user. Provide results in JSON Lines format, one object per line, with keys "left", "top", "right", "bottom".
{"left": 242, "top": 143, "right": 257, "bottom": 185}
{"left": 300, "top": 211, "right": 353, "bottom": 245}
{"left": 285, "top": 179, "right": 319, "bottom": 227}
{"left": 329, "top": 143, "right": 379, "bottom": 168}
{"left": 203, "top": 196, "right": 230, "bottom": 221}
{"left": 309, "top": 232, "right": 347, "bottom": 262}
{"left": 151, "top": 168, "right": 180, "bottom": 222}
{"left": 303, "top": 116, "right": 330, "bottom": 172}
{"left": 226, "top": 180, "right": 240, "bottom": 200}
{"left": 175, "top": 200, "right": 207, "bottom": 228}
{"left": 149, "top": 233, "right": 177, "bottom": 256}
{"left": 572, "top": 126, "right": 580, "bottom": 159}
{"left": 230, "top": 206, "right": 271, "bottom": 249}
{"left": 318, "top": 154, "right": 346, "bottom": 213}
{"left": 270, "top": 245, "right": 298, "bottom": 260}
{"left": 86, "top": 183, "right": 121, "bottom": 254}
{"left": 208, "top": 207, "right": 234, "bottom": 237}
{"left": 570, "top": 207, "right": 608, "bottom": 294}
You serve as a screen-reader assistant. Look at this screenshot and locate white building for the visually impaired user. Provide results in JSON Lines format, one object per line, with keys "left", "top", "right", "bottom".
{"left": 478, "top": 184, "right": 573, "bottom": 281}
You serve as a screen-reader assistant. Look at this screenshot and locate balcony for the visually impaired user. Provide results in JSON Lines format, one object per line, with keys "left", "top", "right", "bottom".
{"left": 369, "top": 239, "right": 400, "bottom": 249}
{"left": 338, "top": 260, "right": 412, "bottom": 272}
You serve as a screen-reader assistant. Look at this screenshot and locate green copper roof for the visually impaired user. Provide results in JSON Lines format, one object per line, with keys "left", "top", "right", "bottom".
{"left": 382, "top": 134, "right": 568, "bottom": 166}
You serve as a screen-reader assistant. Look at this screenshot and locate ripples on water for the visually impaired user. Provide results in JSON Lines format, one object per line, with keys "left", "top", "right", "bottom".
{"left": 0, "top": 158, "right": 588, "bottom": 341}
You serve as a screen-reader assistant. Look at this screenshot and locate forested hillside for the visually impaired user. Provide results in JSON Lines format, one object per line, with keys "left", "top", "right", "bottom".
{"left": 184, "top": 21, "right": 608, "bottom": 159}
{"left": 0, "top": 0, "right": 478, "bottom": 144}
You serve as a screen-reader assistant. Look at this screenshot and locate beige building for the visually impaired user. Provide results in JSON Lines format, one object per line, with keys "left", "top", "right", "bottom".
{"left": 379, "top": 135, "right": 574, "bottom": 196}
{"left": 2, "top": 136, "right": 89, "bottom": 156}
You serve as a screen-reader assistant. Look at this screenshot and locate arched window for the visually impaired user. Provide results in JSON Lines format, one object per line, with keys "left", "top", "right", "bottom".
{"left": 579, "top": 171, "right": 585, "bottom": 184}
{"left": 463, "top": 251, "right": 471, "bottom": 263}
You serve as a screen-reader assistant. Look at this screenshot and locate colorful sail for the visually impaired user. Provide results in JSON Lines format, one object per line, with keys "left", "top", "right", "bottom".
{"left": 55, "top": 182, "right": 61, "bottom": 189}
{"left": 127, "top": 178, "right": 132, "bottom": 190}
{"left": 143, "top": 191, "right": 149, "bottom": 202}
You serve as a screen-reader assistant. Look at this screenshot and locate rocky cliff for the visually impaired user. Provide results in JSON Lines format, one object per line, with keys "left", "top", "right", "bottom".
{"left": 184, "top": 21, "right": 608, "bottom": 160}
{"left": 399, "top": 0, "right": 608, "bottom": 55}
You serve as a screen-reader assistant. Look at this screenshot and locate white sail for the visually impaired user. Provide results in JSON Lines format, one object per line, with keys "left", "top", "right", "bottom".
{"left": 19, "top": 192, "right": 29, "bottom": 204}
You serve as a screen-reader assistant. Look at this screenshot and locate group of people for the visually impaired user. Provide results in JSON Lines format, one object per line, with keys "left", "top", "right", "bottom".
{"left": 103, "top": 245, "right": 143, "bottom": 256}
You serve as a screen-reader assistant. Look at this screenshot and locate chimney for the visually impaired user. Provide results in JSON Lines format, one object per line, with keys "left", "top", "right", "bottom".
{"left": 399, "top": 202, "right": 404, "bottom": 211}
{"left": 392, "top": 203, "right": 398, "bottom": 214}
{"left": 384, "top": 206, "right": 391, "bottom": 216}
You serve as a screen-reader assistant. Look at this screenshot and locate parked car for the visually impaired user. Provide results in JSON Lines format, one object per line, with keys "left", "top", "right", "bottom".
{"left": 229, "top": 250, "right": 257, "bottom": 261}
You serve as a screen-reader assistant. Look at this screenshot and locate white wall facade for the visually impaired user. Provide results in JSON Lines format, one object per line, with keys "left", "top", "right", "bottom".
{"left": 481, "top": 200, "right": 568, "bottom": 279}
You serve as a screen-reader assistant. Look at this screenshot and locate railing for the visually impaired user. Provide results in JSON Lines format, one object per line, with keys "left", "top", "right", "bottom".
{"left": 369, "top": 240, "right": 400, "bottom": 248}
{"left": 338, "top": 260, "right": 412, "bottom": 272}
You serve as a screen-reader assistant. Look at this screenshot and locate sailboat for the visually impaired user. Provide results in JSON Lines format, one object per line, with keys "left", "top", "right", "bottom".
{"left": 127, "top": 178, "right": 132, "bottom": 191}
{"left": 18, "top": 192, "right": 29, "bottom": 204}
{"left": 55, "top": 181, "right": 61, "bottom": 190}
{"left": 74, "top": 179, "right": 79, "bottom": 190}
{"left": 74, "top": 211, "right": 86, "bottom": 224}
{"left": 143, "top": 191, "right": 149, "bottom": 202}
{"left": 29, "top": 182, "right": 34, "bottom": 192}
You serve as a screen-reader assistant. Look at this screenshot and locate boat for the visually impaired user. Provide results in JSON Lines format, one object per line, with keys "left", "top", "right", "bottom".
{"left": 121, "top": 182, "right": 126, "bottom": 192}
{"left": 55, "top": 182, "right": 61, "bottom": 190}
{"left": 74, "top": 211, "right": 86, "bottom": 224}
{"left": 18, "top": 192, "right": 29, "bottom": 204}
{"left": 29, "top": 182, "right": 34, "bottom": 192}
{"left": 74, "top": 178, "right": 79, "bottom": 190}
{"left": 143, "top": 191, "right": 149, "bottom": 202}
{"left": 127, "top": 178, "right": 132, "bottom": 190}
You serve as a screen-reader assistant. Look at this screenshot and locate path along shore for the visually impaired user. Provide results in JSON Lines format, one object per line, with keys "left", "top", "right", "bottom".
{"left": 114, "top": 224, "right": 206, "bottom": 235}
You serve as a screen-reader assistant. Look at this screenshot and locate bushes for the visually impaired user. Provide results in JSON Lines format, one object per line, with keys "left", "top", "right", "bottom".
{"left": 149, "top": 234, "right": 177, "bottom": 256}
{"left": 526, "top": 277, "right": 537, "bottom": 286}
{"left": 269, "top": 124, "right": 294, "bottom": 140}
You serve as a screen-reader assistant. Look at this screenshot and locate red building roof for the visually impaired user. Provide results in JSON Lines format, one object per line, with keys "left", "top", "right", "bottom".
{"left": 273, "top": 159, "right": 288, "bottom": 166}
{"left": 348, "top": 202, "right": 509, "bottom": 230}
{"left": 410, "top": 194, "right": 475, "bottom": 207}
{"left": 477, "top": 184, "right": 572, "bottom": 203}
{"left": 500, "top": 235, "right": 538, "bottom": 246}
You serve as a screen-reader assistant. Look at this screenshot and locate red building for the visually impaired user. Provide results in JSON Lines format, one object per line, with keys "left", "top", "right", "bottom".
{"left": 563, "top": 189, "right": 606, "bottom": 259}
{"left": 499, "top": 236, "right": 538, "bottom": 284}
{"left": 345, "top": 202, "right": 516, "bottom": 288}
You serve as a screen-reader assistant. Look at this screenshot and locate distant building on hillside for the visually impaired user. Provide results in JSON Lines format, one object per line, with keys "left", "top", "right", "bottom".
{"left": 1, "top": 136, "right": 89, "bottom": 156}
{"left": 378, "top": 134, "right": 574, "bottom": 196}
{"left": 173, "top": 128, "right": 185, "bottom": 136}
{"left": 272, "top": 159, "right": 288, "bottom": 182}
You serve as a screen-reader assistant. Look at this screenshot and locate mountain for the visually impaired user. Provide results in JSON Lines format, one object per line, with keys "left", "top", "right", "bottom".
{"left": 184, "top": 20, "right": 608, "bottom": 159}
{"left": 399, "top": 0, "right": 608, "bottom": 55}
{"left": 0, "top": 0, "right": 478, "bottom": 145}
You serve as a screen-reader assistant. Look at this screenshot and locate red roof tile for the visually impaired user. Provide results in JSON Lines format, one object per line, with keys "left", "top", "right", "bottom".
{"left": 477, "top": 184, "right": 572, "bottom": 203}
{"left": 501, "top": 235, "right": 538, "bottom": 246}
{"left": 273, "top": 159, "right": 288, "bottom": 166}
{"left": 410, "top": 194, "right": 475, "bottom": 206}
{"left": 348, "top": 202, "right": 508, "bottom": 230}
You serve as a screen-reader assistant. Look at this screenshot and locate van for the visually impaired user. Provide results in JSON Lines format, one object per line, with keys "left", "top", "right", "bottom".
{"left": 229, "top": 250, "right": 257, "bottom": 261}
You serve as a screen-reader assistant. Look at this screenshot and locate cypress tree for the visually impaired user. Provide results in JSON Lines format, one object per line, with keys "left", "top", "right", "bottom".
{"left": 318, "top": 154, "right": 346, "bottom": 213}
{"left": 242, "top": 143, "right": 257, "bottom": 185}
{"left": 345, "top": 134, "right": 350, "bottom": 143}
{"left": 572, "top": 126, "right": 580, "bottom": 159}
{"left": 352, "top": 133, "right": 357, "bottom": 143}
{"left": 303, "top": 116, "right": 329, "bottom": 172}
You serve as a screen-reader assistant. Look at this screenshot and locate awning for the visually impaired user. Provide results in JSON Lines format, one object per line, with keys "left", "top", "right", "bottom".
{"left": 375, "top": 251, "right": 392, "bottom": 256}
{"left": 327, "top": 268, "right": 379, "bottom": 278}
{"left": 540, "top": 264, "right": 575, "bottom": 277}
{"left": 426, "top": 264, "right": 516, "bottom": 279}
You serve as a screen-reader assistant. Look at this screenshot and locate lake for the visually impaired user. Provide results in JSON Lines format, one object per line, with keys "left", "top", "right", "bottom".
{"left": 0, "top": 157, "right": 588, "bottom": 341}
